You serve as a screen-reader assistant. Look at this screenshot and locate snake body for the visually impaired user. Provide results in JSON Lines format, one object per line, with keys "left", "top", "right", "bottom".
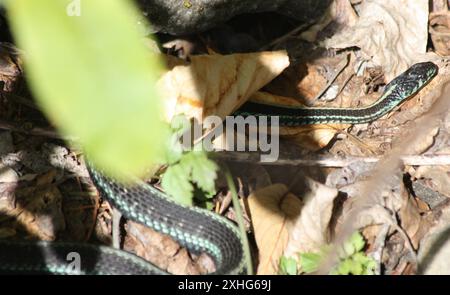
{"left": 0, "top": 61, "right": 438, "bottom": 274}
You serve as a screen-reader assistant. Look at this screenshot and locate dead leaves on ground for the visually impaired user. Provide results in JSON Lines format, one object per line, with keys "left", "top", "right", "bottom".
{"left": 152, "top": 44, "right": 449, "bottom": 274}
{"left": 0, "top": 169, "right": 64, "bottom": 240}
{"left": 322, "top": 0, "right": 430, "bottom": 80}
{"left": 156, "top": 51, "right": 353, "bottom": 151}
{"left": 247, "top": 179, "right": 339, "bottom": 275}
{"left": 245, "top": 163, "right": 446, "bottom": 275}
{"left": 0, "top": 142, "right": 98, "bottom": 243}
{"left": 247, "top": 184, "right": 299, "bottom": 275}
{"left": 124, "top": 221, "right": 215, "bottom": 275}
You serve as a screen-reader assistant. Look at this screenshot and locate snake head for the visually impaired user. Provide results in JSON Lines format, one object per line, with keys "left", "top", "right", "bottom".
{"left": 386, "top": 61, "right": 438, "bottom": 96}
{"left": 402, "top": 61, "right": 439, "bottom": 85}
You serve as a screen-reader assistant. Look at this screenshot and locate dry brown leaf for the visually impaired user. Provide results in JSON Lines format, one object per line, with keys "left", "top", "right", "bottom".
{"left": 261, "top": 63, "right": 325, "bottom": 100}
{"left": 167, "top": 248, "right": 203, "bottom": 275}
{"left": 284, "top": 178, "right": 338, "bottom": 257}
{"left": 398, "top": 185, "right": 431, "bottom": 249}
{"left": 124, "top": 221, "right": 214, "bottom": 274}
{"left": 285, "top": 127, "right": 340, "bottom": 151}
{"left": 414, "top": 165, "right": 450, "bottom": 198}
{"left": 13, "top": 185, "right": 64, "bottom": 240}
{"left": 35, "top": 169, "right": 57, "bottom": 186}
{"left": 322, "top": 0, "right": 429, "bottom": 80}
{"left": 125, "top": 221, "right": 181, "bottom": 270}
{"left": 247, "top": 184, "right": 302, "bottom": 275}
{"left": 418, "top": 200, "right": 450, "bottom": 274}
{"left": 159, "top": 51, "right": 289, "bottom": 123}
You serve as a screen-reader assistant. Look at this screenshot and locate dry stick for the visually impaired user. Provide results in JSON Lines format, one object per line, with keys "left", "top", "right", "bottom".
{"left": 217, "top": 152, "right": 450, "bottom": 167}
{"left": 312, "top": 54, "right": 350, "bottom": 101}
{"left": 3, "top": 92, "right": 40, "bottom": 110}
{"left": 316, "top": 78, "right": 450, "bottom": 274}
{"left": 331, "top": 59, "right": 367, "bottom": 101}
{"left": 259, "top": 22, "right": 311, "bottom": 51}
{"left": 0, "top": 118, "right": 73, "bottom": 140}
{"left": 225, "top": 169, "right": 253, "bottom": 275}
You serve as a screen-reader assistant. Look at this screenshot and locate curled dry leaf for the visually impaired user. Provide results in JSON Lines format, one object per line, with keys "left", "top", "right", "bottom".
{"left": 284, "top": 178, "right": 338, "bottom": 258}
{"left": 247, "top": 184, "right": 302, "bottom": 275}
{"left": 158, "top": 51, "right": 290, "bottom": 123}
{"left": 322, "top": 0, "right": 429, "bottom": 80}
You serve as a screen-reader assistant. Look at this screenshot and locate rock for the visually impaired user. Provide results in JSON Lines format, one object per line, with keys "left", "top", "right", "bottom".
{"left": 137, "top": 0, "right": 331, "bottom": 35}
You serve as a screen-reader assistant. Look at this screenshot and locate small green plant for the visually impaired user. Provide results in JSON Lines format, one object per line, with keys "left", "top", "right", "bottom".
{"left": 279, "top": 231, "right": 377, "bottom": 275}
{"left": 330, "top": 232, "right": 377, "bottom": 275}
{"left": 279, "top": 256, "right": 298, "bottom": 275}
{"left": 161, "top": 115, "right": 218, "bottom": 206}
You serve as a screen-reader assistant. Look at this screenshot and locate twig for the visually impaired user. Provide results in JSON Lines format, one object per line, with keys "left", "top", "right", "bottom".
{"left": 312, "top": 54, "right": 350, "bottom": 101}
{"left": 259, "top": 22, "right": 311, "bottom": 51}
{"left": 3, "top": 92, "right": 39, "bottom": 110}
{"left": 112, "top": 208, "right": 122, "bottom": 249}
{"left": 217, "top": 152, "right": 450, "bottom": 167}
{"left": 0, "top": 118, "right": 73, "bottom": 141}
{"left": 333, "top": 59, "right": 366, "bottom": 100}
{"left": 225, "top": 168, "right": 253, "bottom": 275}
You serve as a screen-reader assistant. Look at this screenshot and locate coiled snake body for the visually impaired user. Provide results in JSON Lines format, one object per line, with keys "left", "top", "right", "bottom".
{"left": 0, "top": 62, "right": 438, "bottom": 274}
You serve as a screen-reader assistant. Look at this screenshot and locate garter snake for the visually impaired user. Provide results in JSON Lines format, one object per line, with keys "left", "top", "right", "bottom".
{"left": 0, "top": 61, "right": 439, "bottom": 274}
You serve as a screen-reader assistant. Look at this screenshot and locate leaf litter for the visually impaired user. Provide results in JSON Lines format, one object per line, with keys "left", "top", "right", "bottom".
{"left": 2, "top": 0, "right": 450, "bottom": 275}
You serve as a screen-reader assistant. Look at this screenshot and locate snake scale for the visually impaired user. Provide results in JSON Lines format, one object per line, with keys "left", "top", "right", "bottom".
{"left": 0, "top": 61, "right": 439, "bottom": 274}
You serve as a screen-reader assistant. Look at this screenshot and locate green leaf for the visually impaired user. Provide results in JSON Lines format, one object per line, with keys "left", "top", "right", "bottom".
{"left": 7, "top": 0, "right": 168, "bottom": 178}
{"left": 350, "top": 232, "right": 366, "bottom": 253}
{"left": 161, "top": 150, "right": 217, "bottom": 205}
{"left": 182, "top": 152, "right": 217, "bottom": 194}
{"left": 165, "top": 115, "right": 192, "bottom": 165}
{"left": 340, "top": 231, "right": 365, "bottom": 258}
{"left": 161, "top": 163, "right": 194, "bottom": 205}
{"left": 352, "top": 252, "right": 377, "bottom": 275}
{"left": 334, "top": 258, "right": 352, "bottom": 275}
{"left": 299, "top": 252, "right": 323, "bottom": 274}
{"left": 279, "top": 256, "right": 298, "bottom": 275}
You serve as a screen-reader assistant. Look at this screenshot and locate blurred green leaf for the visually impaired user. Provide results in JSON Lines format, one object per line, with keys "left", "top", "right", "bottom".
{"left": 7, "top": 0, "right": 168, "bottom": 178}
{"left": 298, "top": 231, "right": 376, "bottom": 275}
{"left": 299, "top": 252, "right": 323, "bottom": 274}
{"left": 279, "top": 256, "right": 298, "bottom": 275}
{"left": 165, "top": 115, "right": 191, "bottom": 165}
{"left": 339, "top": 231, "right": 365, "bottom": 258}
{"left": 350, "top": 231, "right": 366, "bottom": 253}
